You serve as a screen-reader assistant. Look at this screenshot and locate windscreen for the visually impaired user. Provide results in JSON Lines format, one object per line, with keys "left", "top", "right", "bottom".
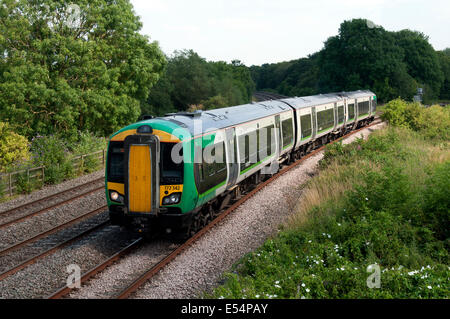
{"left": 160, "top": 142, "right": 183, "bottom": 185}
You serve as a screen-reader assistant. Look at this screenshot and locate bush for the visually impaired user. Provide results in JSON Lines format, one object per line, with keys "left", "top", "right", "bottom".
{"left": 15, "top": 172, "right": 34, "bottom": 194}
{"left": 0, "top": 122, "right": 30, "bottom": 172}
{"left": 30, "top": 135, "right": 74, "bottom": 184}
{"left": 381, "top": 99, "right": 450, "bottom": 140}
{"left": 67, "top": 131, "right": 107, "bottom": 174}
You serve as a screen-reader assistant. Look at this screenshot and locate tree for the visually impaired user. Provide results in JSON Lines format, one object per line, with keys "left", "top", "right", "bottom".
{"left": 437, "top": 50, "right": 450, "bottom": 100}
{"left": 395, "top": 30, "right": 444, "bottom": 101}
{"left": 0, "top": 0, "right": 166, "bottom": 137}
{"left": 318, "top": 19, "right": 410, "bottom": 102}
{"left": 143, "top": 50, "right": 255, "bottom": 114}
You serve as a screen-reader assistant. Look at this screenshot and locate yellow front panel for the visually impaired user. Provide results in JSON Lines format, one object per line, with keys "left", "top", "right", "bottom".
{"left": 107, "top": 182, "right": 124, "bottom": 195}
{"left": 129, "top": 145, "right": 152, "bottom": 213}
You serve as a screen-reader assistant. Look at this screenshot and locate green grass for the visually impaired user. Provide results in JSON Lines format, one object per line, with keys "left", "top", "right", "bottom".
{"left": 208, "top": 120, "right": 449, "bottom": 298}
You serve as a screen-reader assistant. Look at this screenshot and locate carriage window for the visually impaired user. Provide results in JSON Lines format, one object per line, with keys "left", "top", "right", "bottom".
{"left": 239, "top": 131, "right": 258, "bottom": 172}
{"left": 348, "top": 103, "right": 355, "bottom": 120}
{"left": 316, "top": 108, "right": 334, "bottom": 132}
{"left": 195, "top": 142, "right": 227, "bottom": 194}
{"left": 300, "top": 114, "right": 312, "bottom": 139}
{"left": 338, "top": 105, "right": 345, "bottom": 124}
{"left": 358, "top": 101, "right": 369, "bottom": 116}
{"left": 256, "top": 125, "right": 275, "bottom": 162}
{"left": 281, "top": 118, "right": 293, "bottom": 148}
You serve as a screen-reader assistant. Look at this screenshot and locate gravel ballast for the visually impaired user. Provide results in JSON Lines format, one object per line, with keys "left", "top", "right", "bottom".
{"left": 68, "top": 122, "right": 386, "bottom": 299}
{"left": 0, "top": 222, "right": 139, "bottom": 299}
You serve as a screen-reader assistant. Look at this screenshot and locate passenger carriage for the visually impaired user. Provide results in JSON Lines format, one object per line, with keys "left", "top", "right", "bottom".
{"left": 105, "top": 90, "right": 376, "bottom": 237}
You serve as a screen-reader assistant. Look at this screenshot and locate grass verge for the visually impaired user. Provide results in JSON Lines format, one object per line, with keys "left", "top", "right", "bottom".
{"left": 209, "top": 123, "right": 449, "bottom": 299}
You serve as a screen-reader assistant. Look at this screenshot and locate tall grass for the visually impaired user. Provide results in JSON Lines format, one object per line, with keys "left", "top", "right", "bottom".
{"left": 209, "top": 109, "right": 449, "bottom": 298}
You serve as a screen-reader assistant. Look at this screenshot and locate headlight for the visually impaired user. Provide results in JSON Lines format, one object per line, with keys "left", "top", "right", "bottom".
{"left": 109, "top": 191, "right": 123, "bottom": 203}
{"left": 162, "top": 192, "right": 181, "bottom": 205}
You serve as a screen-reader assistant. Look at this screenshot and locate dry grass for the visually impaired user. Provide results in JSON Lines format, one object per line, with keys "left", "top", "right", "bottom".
{"left": 287, "top": 125, "right": 449, "bottom": 230}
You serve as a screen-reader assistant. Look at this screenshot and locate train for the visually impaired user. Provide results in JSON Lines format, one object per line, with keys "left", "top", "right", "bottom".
{"left": 105, "top": 90, "right": 376, "bottom": 238}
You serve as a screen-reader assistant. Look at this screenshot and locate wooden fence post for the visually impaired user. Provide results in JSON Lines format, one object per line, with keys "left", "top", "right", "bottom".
{"left": 9, "top": 172, "right": 12, "bottom": 196}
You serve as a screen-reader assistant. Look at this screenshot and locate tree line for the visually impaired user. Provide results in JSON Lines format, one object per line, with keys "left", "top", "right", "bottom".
{"left": 142, "top": 50, "right": 255, "bottom": 116}
{"left": 1, "top": 1, "right": 448, "bottom": 157}
{"left": 251, "top": 19, "right": 450, "bottom": 104}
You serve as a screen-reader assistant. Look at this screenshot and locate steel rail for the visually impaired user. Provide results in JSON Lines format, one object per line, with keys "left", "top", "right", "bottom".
{"left": 47, "top": 237, "right": 143, "bottom": 299}
{"left": 0, "top": 185, "right": 104, "bottom": 229}
{"left": 0, "top": 205, "right": 107, "bottom": 256}
{"left": 0, "top": 177, "right": 104, "bottom": 218}
{"left": 0, "top": 221, "right": 110, "bottom": 281}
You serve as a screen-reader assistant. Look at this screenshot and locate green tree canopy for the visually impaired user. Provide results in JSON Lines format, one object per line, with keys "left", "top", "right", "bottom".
{"left": 250, "top": 19, "right": 447, "bottom": 103}
{"left": 437, "top": 49, "right": 450, "bottom": 100}
{"left": 0, "top": 0, "right": 166, "bottom": 137}
{"left": 318, "top": 19, "right": 416, "bottom": 102}
{"left": 142, "top": 49, "right": 255, "bottom": 115}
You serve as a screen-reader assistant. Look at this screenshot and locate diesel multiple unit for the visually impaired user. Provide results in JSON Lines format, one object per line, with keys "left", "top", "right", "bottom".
{"left": 105, "top": 90, "right": 376, "bottom": 237}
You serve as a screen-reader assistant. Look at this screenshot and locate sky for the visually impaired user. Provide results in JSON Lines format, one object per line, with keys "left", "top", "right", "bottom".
{"left": 130, "top": 0, "right": 450, "bottom": 66}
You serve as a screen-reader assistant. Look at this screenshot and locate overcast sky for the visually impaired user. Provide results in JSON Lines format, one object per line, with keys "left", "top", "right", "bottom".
{"left": 130, "top": 0, "right": 450, "bottom": 66}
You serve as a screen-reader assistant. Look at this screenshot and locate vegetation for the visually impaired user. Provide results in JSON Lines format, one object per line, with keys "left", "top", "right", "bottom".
{"left": 0, "top": 122, "right": 30, "bottom": 169}
{"left": 0, "top": 0, "right": 166, "bottom": 138}
{"left": 142, "top": 50, "right": 255, "bottom": 116}
{"left": 381, "top": 99, "right": 450, "bottom": 140}
{"left": 0, "top": 131, "right": 106, "bottom": 196}
{"left": 251, "top": 19, "right": 450, "bottom": 104}
{"left": 210, "top": 102, "right": 449, "bottom": 299}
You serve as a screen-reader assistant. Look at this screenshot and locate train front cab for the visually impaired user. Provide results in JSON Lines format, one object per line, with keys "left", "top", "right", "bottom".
{"left": 106, "top": 126, "right": 192, "bottom": 235}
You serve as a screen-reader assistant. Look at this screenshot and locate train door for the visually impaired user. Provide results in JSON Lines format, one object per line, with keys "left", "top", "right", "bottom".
{"left": 225, "top": 128, "right": 238, "bottom": 190}
{"left": 311, "top": 107, "right": 317, "bottom": 139}
{"left": 275, "top": 115, "right": 282, "bottom": 154}
{"left": 124, "top": 134, "right": 160, "bottom": 215}
{"left": 333, "top": 103, "right": 338, "bottom": 130}
{"left": 344, "top": 100, "right": 347, "bottom": 125}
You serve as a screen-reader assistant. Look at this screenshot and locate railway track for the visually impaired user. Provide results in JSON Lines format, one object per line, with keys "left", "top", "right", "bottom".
{"left": 0, "top": 177, "right": 104, "bottom": 229}
{"left": 47, "top": 118, "right": 383, "bottom": 299}
{"left": 0, "top": 205, "right": 108, "bottom": 257}
{"left": 0, "top": 220, "right": 109, "bottom": 281}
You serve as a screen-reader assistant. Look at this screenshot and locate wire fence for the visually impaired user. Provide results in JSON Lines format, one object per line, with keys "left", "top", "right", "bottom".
{"left": 0, "top": 149, "right": 106, "bottom": 197}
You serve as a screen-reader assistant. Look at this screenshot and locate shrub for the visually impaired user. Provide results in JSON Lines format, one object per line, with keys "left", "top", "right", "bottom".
{"left": 68, "top": 131, "right": 106, "bottom": 174}
{"left": 30, "top": 135, "right": 74, "bottom": 184}
{"left": 0, "top": 122, "right": 30, "bottom": 172}
{"left": 15, "top": 172, "right": 34, "bottom": 194}
{"left": 381, "top": 99, "right": 450, "bottom": 140}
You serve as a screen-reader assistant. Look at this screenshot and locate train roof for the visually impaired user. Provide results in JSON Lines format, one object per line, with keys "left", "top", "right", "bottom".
{"left": 159, "top": 100, "right": 291, "bottom": 135}
{"left": 281, "top": 90, "right": 375, "bottom": 109}
{"left": 142, "top": 90, "right": 375, "bottom": 137}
